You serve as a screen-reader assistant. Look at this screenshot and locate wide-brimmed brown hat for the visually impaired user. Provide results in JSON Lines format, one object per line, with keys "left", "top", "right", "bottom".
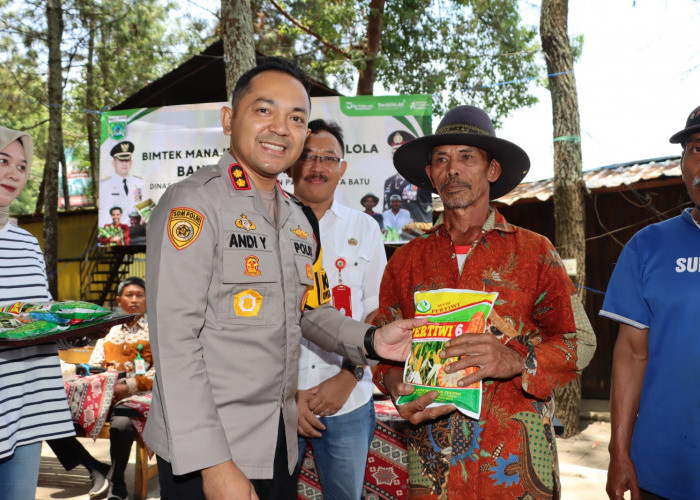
{"left": 393, "top": 105, "right": 530, "bottom": 200}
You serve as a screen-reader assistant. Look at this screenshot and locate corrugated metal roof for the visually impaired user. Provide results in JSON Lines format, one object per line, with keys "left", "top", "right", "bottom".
{"left": 494, "top": 156, "right": 682, "bottom": 205}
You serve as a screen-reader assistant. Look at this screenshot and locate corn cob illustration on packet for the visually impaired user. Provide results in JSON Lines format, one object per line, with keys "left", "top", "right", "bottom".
{"left": 397, "top": 288, "right": 498, "bottom": 419}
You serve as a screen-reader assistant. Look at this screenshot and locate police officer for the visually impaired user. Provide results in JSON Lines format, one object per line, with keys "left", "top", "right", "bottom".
{"left": 144, "top": 57, "right": 424, "bottom": 500}
{"left": 382, "top": 130, "right": 432, "bottom": 223}
{"left": 99, "top": 141, "right": 144, "bottom": 226}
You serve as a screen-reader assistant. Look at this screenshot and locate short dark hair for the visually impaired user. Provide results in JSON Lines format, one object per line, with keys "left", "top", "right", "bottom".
{"left": 232, "top": 57, "right": 311, "bottom": 108}
{"left": 117, "top": 276, "right": 145, "bottom": 297}
{"left": 308, "top": 119, "right": 345, "bottom": 154}
{"left": 109, "top": 206, "right": 122, "bottom": 215}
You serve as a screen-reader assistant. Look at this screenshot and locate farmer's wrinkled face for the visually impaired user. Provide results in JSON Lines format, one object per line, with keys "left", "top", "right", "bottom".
{"left": 0, "top": 140, "right": 28, "bottom": 208}
{"left": 425, "top": 144, "right": 501, "bottom": 210}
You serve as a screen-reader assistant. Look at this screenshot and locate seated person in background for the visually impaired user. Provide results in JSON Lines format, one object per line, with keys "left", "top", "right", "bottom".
{"left": 98, "top": 206, "right": 130, "bottom": 246}
{"left": 48, "top": 277, "right": 152, "bottom": 500}
{"left": 382, "top": 194, "right": 412, "bottom": 241}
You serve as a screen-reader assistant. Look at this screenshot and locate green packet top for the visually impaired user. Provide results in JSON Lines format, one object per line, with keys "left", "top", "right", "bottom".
{"left": 0, "top": 300, "right": 111, "bottom": 321}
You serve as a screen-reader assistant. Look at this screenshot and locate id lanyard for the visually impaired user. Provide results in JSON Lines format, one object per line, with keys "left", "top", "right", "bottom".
{"left": 331, "top": 258, "right": 352, "bottom": 318}
{"left": 134, "top": 344, "right": 147, "bottom": 375}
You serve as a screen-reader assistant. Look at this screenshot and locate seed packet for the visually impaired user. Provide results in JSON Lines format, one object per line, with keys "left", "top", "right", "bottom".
{"left": 396, "top": 288, "right": 498, "bottom": 419}
{"left": 0, "top": 301, "right": 111, "bottom": 321}
{"left": 0, "top": 312, "right": 27, "bottom": 332}
{"left": 0, "top": 301, "right": 112, "bottom": 340}
{"left": 0, "top": 320, "right": 68, "bottom": 339}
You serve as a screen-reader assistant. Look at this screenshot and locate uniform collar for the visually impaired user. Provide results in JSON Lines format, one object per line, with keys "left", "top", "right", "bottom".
{"left": 217, "top": 152, "right": 292, "bottom": 228}
{"left": 110, "top": 172, "right": 130, "bottom": 182}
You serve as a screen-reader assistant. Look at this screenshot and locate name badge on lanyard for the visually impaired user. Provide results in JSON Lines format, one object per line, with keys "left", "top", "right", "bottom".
{"left": 331, "top": 258, "right": 352, "bottom": 318}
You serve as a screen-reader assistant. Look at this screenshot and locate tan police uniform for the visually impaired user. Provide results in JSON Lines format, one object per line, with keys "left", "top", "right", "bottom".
{"left": 144, "top": 152, "right": 372, "bottom": 479}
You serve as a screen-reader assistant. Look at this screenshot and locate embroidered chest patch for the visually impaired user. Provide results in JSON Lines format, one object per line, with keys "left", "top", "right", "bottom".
{"left": 168, "top": 207, "right": 204, "bottom": 250}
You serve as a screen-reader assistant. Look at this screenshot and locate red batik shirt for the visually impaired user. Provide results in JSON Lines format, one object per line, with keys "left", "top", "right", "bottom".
{"left": 374, "top": 208, "right": 596, "bottom": 500}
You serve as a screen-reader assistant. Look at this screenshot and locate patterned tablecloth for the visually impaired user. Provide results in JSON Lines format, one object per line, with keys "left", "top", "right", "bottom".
{"left": 297, "top": 398, "right": 409, "bottom": 499}
{"left": 64, "top": 371, "right": 151, "bottom": 447}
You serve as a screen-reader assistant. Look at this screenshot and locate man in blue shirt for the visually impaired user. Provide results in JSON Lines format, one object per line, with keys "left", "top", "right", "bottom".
{"left": 601, "top": 105, "right": 700, "bottom": 500}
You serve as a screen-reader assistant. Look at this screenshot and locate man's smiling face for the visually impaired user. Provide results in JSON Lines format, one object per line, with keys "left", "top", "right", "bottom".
{"left": 222, "top": 70, "right": 310, "bottom": 186}
{"left": 289, "top": 130, "right": 347, "bottom": 206}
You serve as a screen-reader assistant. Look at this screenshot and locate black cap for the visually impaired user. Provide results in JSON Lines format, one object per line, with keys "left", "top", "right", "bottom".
{"left": 110, "top": 141, "right": 134, "bottom": 160}
{"left": 387, "top": 131, "right": 416, "bottom": 150}
{"left": 669, "top": 105, "right": 700, "bottom": 147}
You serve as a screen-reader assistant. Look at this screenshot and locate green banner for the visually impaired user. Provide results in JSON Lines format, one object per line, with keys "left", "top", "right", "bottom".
{"left": 339, "top": 95, "right": 432, "bottom": 118}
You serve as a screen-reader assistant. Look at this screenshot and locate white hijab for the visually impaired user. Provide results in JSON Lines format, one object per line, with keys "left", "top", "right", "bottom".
{"left": 0, "top": 126, "right": 33, "bottom": 229}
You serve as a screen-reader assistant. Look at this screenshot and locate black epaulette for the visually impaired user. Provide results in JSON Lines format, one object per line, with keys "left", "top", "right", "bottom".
{"left": 289, "top": 194, "right": 322, "bottom": 263}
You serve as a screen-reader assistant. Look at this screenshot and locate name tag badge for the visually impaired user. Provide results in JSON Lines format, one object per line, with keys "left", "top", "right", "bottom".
{"left": 332, "top": 258, "right": 352, "bottom": 317}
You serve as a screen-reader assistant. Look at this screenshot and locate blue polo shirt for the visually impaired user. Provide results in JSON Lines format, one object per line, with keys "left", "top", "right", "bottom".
{"left": 600, "top": 208, "right": 700, "bottom": 499}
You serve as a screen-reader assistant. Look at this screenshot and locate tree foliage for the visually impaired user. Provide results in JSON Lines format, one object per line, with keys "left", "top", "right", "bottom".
{"left": 0, "top": 0, "right": 216, "bottom": 215}
{"left": 254, "top": 0, "right": 541, "bottom": 119}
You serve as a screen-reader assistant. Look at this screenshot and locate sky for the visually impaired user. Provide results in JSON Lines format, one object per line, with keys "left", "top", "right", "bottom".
{"left": 500, "top": 0, "right": 700, "bottom": 181}
{"left": 186, "top": 0, "right": 700, "bottom": 182}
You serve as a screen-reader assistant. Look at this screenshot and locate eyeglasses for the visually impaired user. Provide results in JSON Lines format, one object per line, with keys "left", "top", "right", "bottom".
{"left": 299, "top": 153, "right": 343, "bottom": 165}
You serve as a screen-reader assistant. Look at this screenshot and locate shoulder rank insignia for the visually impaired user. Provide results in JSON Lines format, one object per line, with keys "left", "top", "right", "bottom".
{"left": 235, "top": 214, "right": 256, "bottom": 231}
{"left": 234, "top": 289, "right": 262, "bottom": 317}
{"left": 290, "top": 225, "right": 308, "bottom": 240}
{"left": 168, "top": 207, "right": 204, "bottom": 250}
{"left": 244, "top": 255, "right": 261, "bottom": 276}
{"left": 229, "top": 163, "right": 251, "bottom": 190}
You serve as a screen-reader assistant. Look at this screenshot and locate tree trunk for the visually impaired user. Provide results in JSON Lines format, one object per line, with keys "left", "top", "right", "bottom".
{"left": 540, "top": 0, "right": 586, "bottom": 439}
{"left": 60, "top": 141, "right": 70, "bottom": 210}
{"left": 356, "top": 0, "right": 385, "bottom": 95}
{"left": 86, "top": 11, "right": 99, "bottom": 206}
{"left": 221, "top": 0, "right": 256, "bottom": 102}
{"left": 45, "top": 0, "right": 63, "bottom": 298}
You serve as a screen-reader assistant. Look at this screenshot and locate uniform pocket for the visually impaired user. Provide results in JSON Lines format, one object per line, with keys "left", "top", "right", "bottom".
{"left": 222, "top": 249, "right": 279, "bottom": 325}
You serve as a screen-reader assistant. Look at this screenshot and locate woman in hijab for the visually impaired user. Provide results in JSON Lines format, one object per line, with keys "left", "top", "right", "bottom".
{"left": 0, "top": 126, "right": 76, "bottom": 499}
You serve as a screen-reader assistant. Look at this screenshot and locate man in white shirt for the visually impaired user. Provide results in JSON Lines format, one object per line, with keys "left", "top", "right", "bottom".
{"left": 99, "top": 141, "right": 145, "bottom": 226}
{"left": 382, "top": 194, "right": 412, "bottom": 241}
{"left": 288, "top": 119, "right": 386, "bottom": 499}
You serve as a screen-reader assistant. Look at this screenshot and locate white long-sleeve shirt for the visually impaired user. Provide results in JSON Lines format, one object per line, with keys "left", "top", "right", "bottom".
{"left": 297, "top": 199, "right": 387, "bottom": 416}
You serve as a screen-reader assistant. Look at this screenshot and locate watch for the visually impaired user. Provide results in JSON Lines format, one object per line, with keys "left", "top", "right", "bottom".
{"left": 363, "top": 326, "right": 380, "bottom": 360}
{"left": 341, "top": 359, "right": 365, "bottom": 381}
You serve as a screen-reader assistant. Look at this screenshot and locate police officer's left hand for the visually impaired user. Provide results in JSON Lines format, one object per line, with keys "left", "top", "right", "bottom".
{"left": 374, "top": 317, "right": 428, "bottom": 361}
